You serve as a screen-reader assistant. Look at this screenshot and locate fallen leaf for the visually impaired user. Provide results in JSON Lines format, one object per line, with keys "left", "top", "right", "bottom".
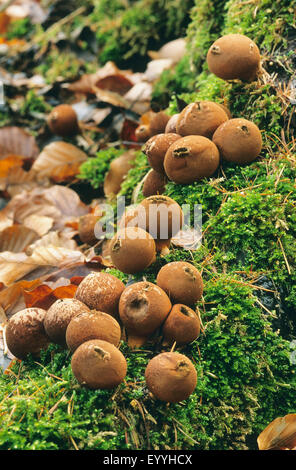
{"left": 258, "top": 414, "right": 296, "bottom": 450}
{"left": 32, "top": 141, "right": 88, "bottom": 182}
{"left": 0, "top": 127, "right": 39, "bottom": 159}
{"left": 0, "top": 225, "right": 39, "bottom": 253}
{"left": 148, "top": 38, "right": 187, "bottom": 63}
{"left": 0, "top": 155, "right": 24, "bottom": 178}
{"left": 24, "top": 283, "right": 77, "bottom": 310}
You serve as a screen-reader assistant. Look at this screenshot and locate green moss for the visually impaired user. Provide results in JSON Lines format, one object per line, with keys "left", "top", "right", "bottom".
{"left": 78, "top": 148, "right": 125, "bottom": 189}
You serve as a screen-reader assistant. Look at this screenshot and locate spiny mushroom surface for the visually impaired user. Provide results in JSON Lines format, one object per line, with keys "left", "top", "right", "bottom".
{"left": 212, "top": 118, "right": 262, "bottom": 164}
{"left": 162, "top": 304, "right": 201, "bottom": 345}
{"left": 164, "top": 135, "right": 220, "bottom": 184}
{"left": 75, "top": 272, "right": 125, "bottom": 318}
{"left": 119, "top": 281, "right": 172, "bottom": 338}
{"left": 66, "top": 310, "right": 121, "bottom": 352}
{"left": 110, "top": 226, "right": 156, "bottom": 274}
{"left": 143, "top": 133, "right": 181, "bottom": 174}
{"left": 44, "top": 298, "right": 90, "bottom": 347}
{"left": 207, "top": 34, "right": 261, "bottom": 81}
{"left": 47, "top": 104, "right": 80, "bottom": 137}
{"left": 6, "top": 308, "right": 50, "bottom": 359}
{"left": 71, "top": 339, "right": 127, "bottom": 390}
{"left": 176, "top": 101, "right": 228, "bottom": 138}
{"left": 157, "top": 261, "right": 203, "bottom": 305}
{"left": 145, "top": 352, "right": 197, "bottom": 402}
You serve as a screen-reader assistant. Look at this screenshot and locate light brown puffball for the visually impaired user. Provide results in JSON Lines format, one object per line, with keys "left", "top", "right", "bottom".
{"left": 6, "top": 308, "right": 50, "bottom": 359}
{"left": 164, "top": 135, "right": 220, "bottom": 184}
{"left": 212, "top": 118, "right": 262, "bottom": 164}
{"left": 157, "top": 261, "right": 203, "bottom": 305}
{"left": 71, "top": 339, "right": 127, "bottom": 389}
{"left": 176, "top": 101, "right": 228, "bottom": 138}
{"left": 145, "top": 352, "right": 197, "bottom": 402}
{"left": 162, "top": 304, "right": 201, "bottom": 345}
{"left": 75, "top": 272, "right": 125, "bottom": 318}
{"left": 207, "top": 34, "right": 260, "bottom": 81}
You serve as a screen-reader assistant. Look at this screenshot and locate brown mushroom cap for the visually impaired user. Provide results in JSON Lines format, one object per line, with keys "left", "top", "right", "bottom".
{"left": 119, "top": 281, "right": 172, "bottom": 337}
{"left": 143, "top": 133, "right": 181, "bottom": 174}
{"left": 104, "top": 150, "right": 137, "bottom": 197}
{"left": 162, "top": 304, "right": 201, "bottom": 345}
{"left": 78, "top": 214, "right": 101, "bottom": 245}
{"left": 71, "top": 339, "right": 127, "bottom": 389}
{"left": 66, "top": 310, "right": 121, "bottom": 352}
{"left": 149, "top": 111, "right": 170, "bottom": 136}
{"left": 75, "top": 272, "right": 125, "bottom": 318}
{"left": 110, "top": 226, "right": 156, "bottom": 274}
{"left": 142, "top": 169, "right": 167, "bottom": 198}
{"left": 44, "top": 298, "right": 90, "bottom": 347}
{"left": 47, "top": 104, "right": 80, "bottom": 137}
{"left": 212, "top": 118, "right": 262, "bottom": 164}
{"left": 165, "top": 114, "right": 180, "bottom": 134}
{"left": 145, "top": 352, "right": 197, "bottom": 402}
{"left": 6, "top": 308, "right": 50, "bottom": 359}
{"left": 207, "top": 34, "right": 261, "bottom": 81}
{"left": 135, "top": 124, "right": 152, "bottom": 143}
{"left": 164, "top": 135, "right": 220, "bottom": 184}
{"left": 176, "top": 101, "right": 228, "bottom": 138}
{"left": 217, "top": 103, "right": 232, "bottom": 119}
{"left": 156, "top": 261, "right": 203, "bottom": 305}
{"left": 139, "top": 195, "right": 184, "bottom": 241}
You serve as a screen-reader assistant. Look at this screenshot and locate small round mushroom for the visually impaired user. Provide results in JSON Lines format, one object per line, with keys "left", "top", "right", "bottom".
{"left": 162, "top": 304, "right": 201, "bottom": 345}
{"left": 212, "top": 118, "right": 262, "bottom": 164}
{"left": 165, "top": 114, "right": 180, "bottom": 134}
{"left": 66, "top": 310, "right": 121, "bottom": 352}
{"left": 142, "top": 169, "right": 167, "bottom": 198}
{"left": 110, "top": 226, "right": 156, "bottom": 274}
{"left": 75, "top": 272, "right": 125, "bottom": 318}
{"left": 176, "top": 101, "right": 229, "bottom": 138}
{"left": 71, "top": 339, "right": 127, "bottom": 389}
{"left": 6, "top": 308, "right": 50, "bottom": 359}
{"left": 47, "top": 104, "right": 80, "bottom": 137}
{"left": 217, "top": 103, "right": 232, "bottom": 119}
{"left": 135, "top": 124, "right": 152, "bottom": 143}
{"left": 119, "top": 281, "right": 172, "bottom": 339}
{"left": 164, "top": 135, "right": 220, "bottom": 184}
{"left": 145, "top": 352, "right": 197, "bottom": 402}
{"left": 44, "top": 298, "right": 90, "bottom": 347}
{"left": 156, "top": 261, "right": 203, "bottom": 305}
{"left": 149, "top": 111, "right": 170, "bottom": 136}
{"left": 143, "top": 133, "right": 181, "bottom": 174}
{"left": 207, "top": 34, "right": 261, "bottom": 81}
{"left": 78, "top": 214, "right": 101, "bottom": 245}
{"left": 104, "top": 150, "right": 137, "bottom": 197}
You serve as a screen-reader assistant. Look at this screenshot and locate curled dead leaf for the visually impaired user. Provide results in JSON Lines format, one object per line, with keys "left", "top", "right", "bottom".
{"left": 32, "top": 141, "right": 88, "bottom": 182}
{"left": 24, "top": 283, "right": 77, "bottom": 310}
{"left": 0, "top": 127, "right": 39, "bottom": 159}
{"left": 258, "top": 414, "right": 296, "bottom": 450}
{"left": 0, "top": 225, "right": 39, "bottom": 253}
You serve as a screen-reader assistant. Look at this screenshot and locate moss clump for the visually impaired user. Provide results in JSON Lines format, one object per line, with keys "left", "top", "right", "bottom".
{"left": 78, "top": 148, "right": 126, "bottom": 190}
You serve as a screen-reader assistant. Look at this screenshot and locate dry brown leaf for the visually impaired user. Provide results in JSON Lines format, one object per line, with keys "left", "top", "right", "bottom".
{"left": 0, "top": 127, "right": 39, "bottom": 159}
{"left": 0, "top": 155, "right": 24, "bottom": 178}
{"left": 148, "top": 38, "right": 186, "bottom": 63}
{"left": 258, "top": 414, "right": 296, "bottom": 450}
{"left": 32, "top": 142, "right": 88, "bottom": 182}
{"left": 26, "top": 231, "right": 77, "bottom": 255}
{"left": 23, "top": 214, "right": 54, "bottom": 237}
{"left": 143, "top": 59, "right": 174, "bottom": 82}
{"left": 0, "top": 279, "right": 42, "bottom": 318}
{"left": 23, "top": 283, "right": 77, "bottom": 310}
{"left": 0, "top": 225, "right": 39, "bottom": 253}
{"left": 0, "top": 167, "right": 40, "bottom": 197}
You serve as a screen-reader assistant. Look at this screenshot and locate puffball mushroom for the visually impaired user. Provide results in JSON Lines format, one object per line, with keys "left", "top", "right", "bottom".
{"left": 207, "top": 34, "right": 261, "bottom": 81}
{"left": 119, "top": 281, "right": 172, "bottom": 339}
{"left": 66, "top": 310, "right": 121, "bottom": 352}
{"left": 212, "top": 118, "right": 262, "bottom": 164}
{"left": 135, "top": 124, "right": 152, "bottom": 142}
{"left": 157, "top": 261, "right": 203, "bottom": 305}
{"left": 44, "top": 298, "right": 90, "bottom": 347}
{"left": 71, "top": 339, "right": 127, "bottom": 390}
{"left": 110, "top": 226, "right": 156, "bottom": 274}
{"left": 162, "top": 304, "right": 201, "bottom": 345}
{"left": 142, "top": 169, "right": 167, "bottom": 197}
{"left": 145, "top": 352, "right": 197, "bottom": 402}
{"left": 47, "top": 104, "right": 80, "bottom": 137}
{"left": 78, "top": 214, "right": 101, "bottom": 245}
{"left": 6, "top": 308, "right": 50, "bottom": 359}
{"left": 149, "top": 111, "right": 170, "bottom": 136}
{"left": 143, "top": 133, "right": 181, "bottom": 174}
{"left": 164, "top": 135, "right": 220, "bottom": 184}
{"left": 176, "top": 101, "right": 228, "bottom": 138}
{"left": 75, "top": 272, "right": 125, "bottom": 318}
{"left": 104, "top": 150, "right": 137, "bottom": 197}
{"left": 165, "top": 114, "right": 180, "bottom": 134}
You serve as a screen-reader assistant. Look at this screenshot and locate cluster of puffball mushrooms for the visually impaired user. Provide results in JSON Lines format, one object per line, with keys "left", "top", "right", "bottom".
{"left": 5, "top": 263, "right": 203, "bottom": 402}
{"left": 5, "top": 34, "right": 263, "bottom": 404}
